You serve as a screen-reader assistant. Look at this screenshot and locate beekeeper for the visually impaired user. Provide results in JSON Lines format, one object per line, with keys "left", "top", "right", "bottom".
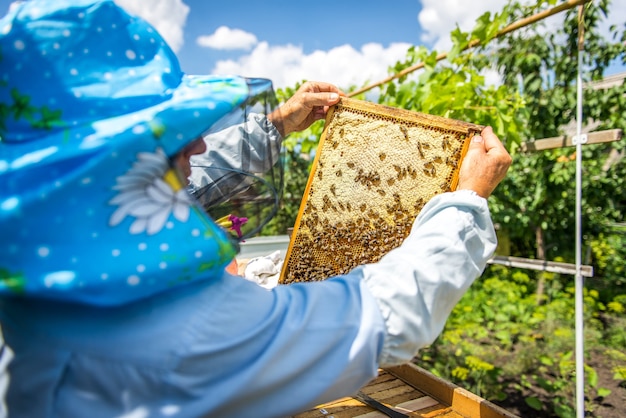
{"left": 0, "top": 1, "right": 511, "bottom": 417}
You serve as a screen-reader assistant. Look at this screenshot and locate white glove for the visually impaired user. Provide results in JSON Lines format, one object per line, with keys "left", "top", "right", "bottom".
{"left": 243, "top": 250, "right": 283, "bottom": 289}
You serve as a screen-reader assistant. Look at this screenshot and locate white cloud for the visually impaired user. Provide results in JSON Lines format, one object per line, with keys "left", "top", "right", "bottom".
{"left": 114, "top": 0, "right": 189, "bottom": 53}
{"left": 418, "top": 0, "right": 504, "bottom": 52}
{"left": 197, "top": 26, "right": 258, "bottom": 50}
{"left": 211, "top": 41, "right": 413, "bottom": 91}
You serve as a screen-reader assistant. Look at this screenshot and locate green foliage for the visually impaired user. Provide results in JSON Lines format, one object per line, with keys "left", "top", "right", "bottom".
{"left": 590, "top": 233, "right": 626, "bottom": 292}
{"left": 416, "top": 265, "right": 624, "bottom": 416}
{"left": 261, "top": 146, "right": 313, "bottom": 235}
{"left": 378, "top": 43, "right": 528, "bottom": 149}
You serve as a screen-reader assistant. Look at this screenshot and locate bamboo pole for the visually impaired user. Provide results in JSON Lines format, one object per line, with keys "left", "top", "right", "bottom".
{"left": 348, "top": 0, "right": 592, "bottom": 98}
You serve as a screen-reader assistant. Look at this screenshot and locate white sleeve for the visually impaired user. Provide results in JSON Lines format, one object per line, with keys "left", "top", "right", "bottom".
{"left": 355, "top": 189, "right": 497, "bottom": 367}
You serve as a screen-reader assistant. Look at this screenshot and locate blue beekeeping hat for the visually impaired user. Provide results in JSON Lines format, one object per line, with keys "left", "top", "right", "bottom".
{"left": 0, "top": 0, "right": 275, "bottom": 305}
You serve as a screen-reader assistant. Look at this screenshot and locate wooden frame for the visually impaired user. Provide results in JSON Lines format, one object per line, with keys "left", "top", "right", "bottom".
{"left": 520, "top": 129, "right": 622, "bottom": 152}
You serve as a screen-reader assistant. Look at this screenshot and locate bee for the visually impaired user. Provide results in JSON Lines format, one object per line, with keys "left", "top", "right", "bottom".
{"left": 423, "top": 161, "right": 436, "bottom": 177}
{"left": 400, "top": 125, "right": 409, "bottom": 141}
{"left": 416, "top": 141, "right": 425, "bottom": 159}
{"left": 445, "top": 156, "right": 458, "bottom": 169}
{"left": 442, "top": 137, "right": 452, "bottom": 151}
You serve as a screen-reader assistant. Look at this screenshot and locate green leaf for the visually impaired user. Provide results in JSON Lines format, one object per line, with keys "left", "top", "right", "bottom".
{"left": 587, "top": 366, "right": 598, "bottom": 388}
{"left": 540, "top": 356, "right": 554, "bottom": 366}
{"left": 525, "top": 396, "right": 543, "bottom": 411}
{"left": 449, "top": 26, "right": 470, "bottom": 59}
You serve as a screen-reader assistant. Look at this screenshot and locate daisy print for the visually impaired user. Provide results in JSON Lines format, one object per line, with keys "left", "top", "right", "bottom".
{"left": 109, "top": 148, "right": 192, "bottom": 235}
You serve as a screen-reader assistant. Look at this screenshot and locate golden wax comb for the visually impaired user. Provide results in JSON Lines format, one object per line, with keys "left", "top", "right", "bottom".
{"left": 279, "top": 97, "right": 483, "bottom": 284}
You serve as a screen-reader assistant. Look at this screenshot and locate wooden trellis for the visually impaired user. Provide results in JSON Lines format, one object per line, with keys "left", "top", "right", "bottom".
{"left": 488, "top": 128, "right": 623, "bottom": 277}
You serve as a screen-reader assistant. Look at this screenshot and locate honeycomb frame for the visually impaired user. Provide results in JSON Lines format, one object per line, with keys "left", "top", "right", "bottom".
{"left": 279, "top": 97, "right": 483, "bottom": 284}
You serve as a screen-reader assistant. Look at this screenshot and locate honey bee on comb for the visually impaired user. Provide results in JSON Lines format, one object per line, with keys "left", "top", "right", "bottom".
{"left": 279, "top": 97, "right": 483, "bottom": 285}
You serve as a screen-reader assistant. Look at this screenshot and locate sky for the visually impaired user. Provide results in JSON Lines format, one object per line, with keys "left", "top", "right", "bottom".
{"left": 1, "top": 0, "right": 624, "bottom": 92}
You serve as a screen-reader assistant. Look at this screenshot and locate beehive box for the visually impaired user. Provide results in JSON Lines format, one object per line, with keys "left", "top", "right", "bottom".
{"left": 293, "top": 363, "right": 519, "bottom": 418}
{"left": 279, "top": 97, "right": 483, "bottom": 284}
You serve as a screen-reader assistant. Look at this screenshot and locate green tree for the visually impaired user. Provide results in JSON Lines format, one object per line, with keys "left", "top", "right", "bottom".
{"left": 488, "top": 0, "right": 626, "bottom": 297}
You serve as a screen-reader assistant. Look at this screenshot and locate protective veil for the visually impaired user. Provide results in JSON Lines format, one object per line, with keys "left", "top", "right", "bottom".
{"left": 188, "top": 78, "right": 284, "bottom": 239}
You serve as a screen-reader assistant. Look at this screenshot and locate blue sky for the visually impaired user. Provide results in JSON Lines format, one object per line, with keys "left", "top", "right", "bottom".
{"left": 1, "top": 0, "right": 624, "bottom": 91}
{"left": 114, "top": 0, "right": 462, "bottom": 89}
{"left": 176, "top": 0, "right": 427, "bottom": 74}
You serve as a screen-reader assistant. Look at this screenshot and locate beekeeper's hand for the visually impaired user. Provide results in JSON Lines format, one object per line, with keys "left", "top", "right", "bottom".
{"left": 268, "top": 81, "right": 345, "bottom": 137}
{"left": 457, "top": 126, "right": 512, "bottom": 198}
